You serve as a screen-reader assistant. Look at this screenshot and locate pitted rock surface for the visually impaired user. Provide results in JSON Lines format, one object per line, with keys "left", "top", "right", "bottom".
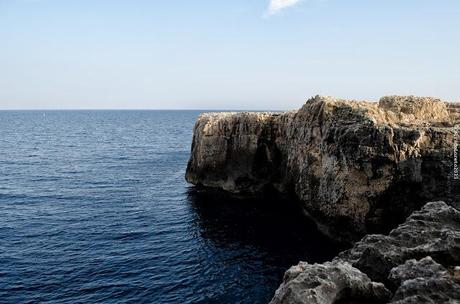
{"left": 336, "top": 201, "right": 460, "bottom": 282}
{"left": 388, "top": 257, "right": 460, "bottom": 304}
{"left": 269, "top": 261, "right": 391, "bottom": 304}
{"left": 271, "top": 202, "right": 460, "bottom": 304}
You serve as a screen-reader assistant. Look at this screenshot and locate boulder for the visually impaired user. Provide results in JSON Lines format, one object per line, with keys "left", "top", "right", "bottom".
{"left": 270, "top": 261, "right": 391, "bottom": 304}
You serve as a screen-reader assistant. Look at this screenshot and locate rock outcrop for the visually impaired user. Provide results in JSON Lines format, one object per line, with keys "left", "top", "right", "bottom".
{"left": 388, "top": 257, "right": 460, "bottom": 304}
{"left": 270, "top": 261, "right": 391, "bottom": 304}
{"left": 270, "top": 201, "right": 460, "bottom": 304}
{"left": 186, "top": 95, "right": 459, "bottom": 241}
{"left": 336, "top": 201, "right": 460, "bottom": 284}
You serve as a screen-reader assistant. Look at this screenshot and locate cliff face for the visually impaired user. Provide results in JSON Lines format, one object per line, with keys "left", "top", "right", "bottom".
{"left": 186, "top": 96, "right": 458, "bottom": 241}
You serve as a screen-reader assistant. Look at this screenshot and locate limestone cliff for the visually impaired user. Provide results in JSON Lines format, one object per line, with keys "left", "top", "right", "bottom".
{"left": 186, "top": 95, "right": 459, "bottom": 241}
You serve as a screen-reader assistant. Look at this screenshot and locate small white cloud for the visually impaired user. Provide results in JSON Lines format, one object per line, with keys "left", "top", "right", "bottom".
{"left": 267, "top": 0, "right": 302, "bottom": 15}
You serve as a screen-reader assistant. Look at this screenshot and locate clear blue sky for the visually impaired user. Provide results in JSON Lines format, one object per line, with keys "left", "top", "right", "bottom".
{"left": 1, "top": 0, "right": 459, "bottom": 110}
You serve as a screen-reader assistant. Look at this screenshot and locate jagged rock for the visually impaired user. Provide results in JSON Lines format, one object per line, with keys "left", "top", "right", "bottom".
{"left": 387, "top": 257, "right": 447, "bottom": 289}
{"left": 270, "top": 261, "right": 391, "bottom": 304}
{"left": 186, "top": 95, "right": 458, "bottom": 241}
{"left": 270, "top": 202, "right": 460, "bottom": 304}
{"left": 388, "top": 257, "right": 460, "bottom": 304}
{"left": 447, "top": 103, "right": 460, "bottom": 122}
{"left": 378, "top": 96, "right": 450, "bottom": 124}
{"left": 336, "top": 202, "right": 460, "bottom": 283}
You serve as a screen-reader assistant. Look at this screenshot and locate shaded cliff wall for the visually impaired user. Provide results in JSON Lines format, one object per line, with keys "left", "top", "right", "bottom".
{"left": 186, "top": 96, "right": 458, "bottom": 241}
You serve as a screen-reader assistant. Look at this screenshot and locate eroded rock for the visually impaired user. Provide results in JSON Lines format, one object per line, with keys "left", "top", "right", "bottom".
{"left": 186, "top": 95, "right": 458, "bottom": 241}
{"left": 271, "top": 202, "right": 460, "bottom": 304}
{"left": 185, "top": 112, "right": 278, "bottom": 193}
{"left": 388, "top": 257, "right": 460, "bottom": 304}
{"left": 336, "top": 201, "right": 460, "bottom": 283}
{"left": 378, "top": 96, "right": 450, "bottom": 124}
{"left": 270, "top": 261, "right": 391, "bottom": 304}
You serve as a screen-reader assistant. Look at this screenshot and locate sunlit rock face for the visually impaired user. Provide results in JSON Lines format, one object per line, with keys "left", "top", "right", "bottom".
{"left": 186, "top": 95, "right": 459, "bottom": 241}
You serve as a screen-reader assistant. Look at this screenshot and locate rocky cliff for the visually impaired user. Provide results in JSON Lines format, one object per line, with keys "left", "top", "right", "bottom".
{"left": 186, "top": 95, "right": 459, "bottom": 241}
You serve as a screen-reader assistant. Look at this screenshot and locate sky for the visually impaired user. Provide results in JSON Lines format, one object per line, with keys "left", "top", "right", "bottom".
{"left": 0, "top": 0, "right": 459, "bottom": 110}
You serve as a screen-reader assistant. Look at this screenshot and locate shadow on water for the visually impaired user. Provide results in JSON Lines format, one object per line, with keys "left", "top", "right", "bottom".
{"left": 184, "top": 187, "right": 348, "bottom": 303}
{"left": 186, "top": 186, "right": 345, "bottom": 270}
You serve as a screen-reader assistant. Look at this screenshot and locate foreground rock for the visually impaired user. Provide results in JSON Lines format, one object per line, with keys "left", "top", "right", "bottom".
{"left": 186, "top": 95, "right": 459, "bottom": 241}
{"left": 270, "top": 202, "right": 460, "bottom": 304}
{"left": 270, "top": 261, "right": 391, "bottom": 304}
{"left": 388, "top": 257, "right": 460, "bottom": 304}
{"left": 337, "top": 201, "right": 460, "bottom": 282}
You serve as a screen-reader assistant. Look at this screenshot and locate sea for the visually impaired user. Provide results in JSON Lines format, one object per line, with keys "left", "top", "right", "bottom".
{"left": 0, "top": 110, "right": 341, "bottom": 304}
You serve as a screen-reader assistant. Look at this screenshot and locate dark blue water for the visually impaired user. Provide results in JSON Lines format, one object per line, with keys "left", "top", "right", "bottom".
{"left": 0, "top": 111, "right": 341, "bottom": 304}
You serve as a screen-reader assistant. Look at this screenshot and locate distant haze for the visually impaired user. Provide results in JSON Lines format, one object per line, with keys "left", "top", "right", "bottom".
{"left": 1, "top": 0, "right": 459, "bottom": 110}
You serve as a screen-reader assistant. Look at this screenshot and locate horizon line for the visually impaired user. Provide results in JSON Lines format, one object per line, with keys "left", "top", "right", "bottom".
{"left": 0, "top": 108, "right": 290, "bottom": 112}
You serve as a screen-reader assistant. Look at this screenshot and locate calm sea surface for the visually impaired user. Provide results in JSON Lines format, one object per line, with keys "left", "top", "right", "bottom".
{"left": 0, "top": 111, "right": 341, "bottom": 304}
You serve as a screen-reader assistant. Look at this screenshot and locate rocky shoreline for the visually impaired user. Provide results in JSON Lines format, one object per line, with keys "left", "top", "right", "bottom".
{"left": 185, "top": 96, "right": 460, "bottom": 303}
{"left": 271, "top": 201, "right": 460, "bottom": 304}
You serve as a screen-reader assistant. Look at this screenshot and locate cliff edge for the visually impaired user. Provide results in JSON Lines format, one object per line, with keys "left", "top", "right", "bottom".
{"left": 186, "top": 95, "right": 459, "bottom": 242}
